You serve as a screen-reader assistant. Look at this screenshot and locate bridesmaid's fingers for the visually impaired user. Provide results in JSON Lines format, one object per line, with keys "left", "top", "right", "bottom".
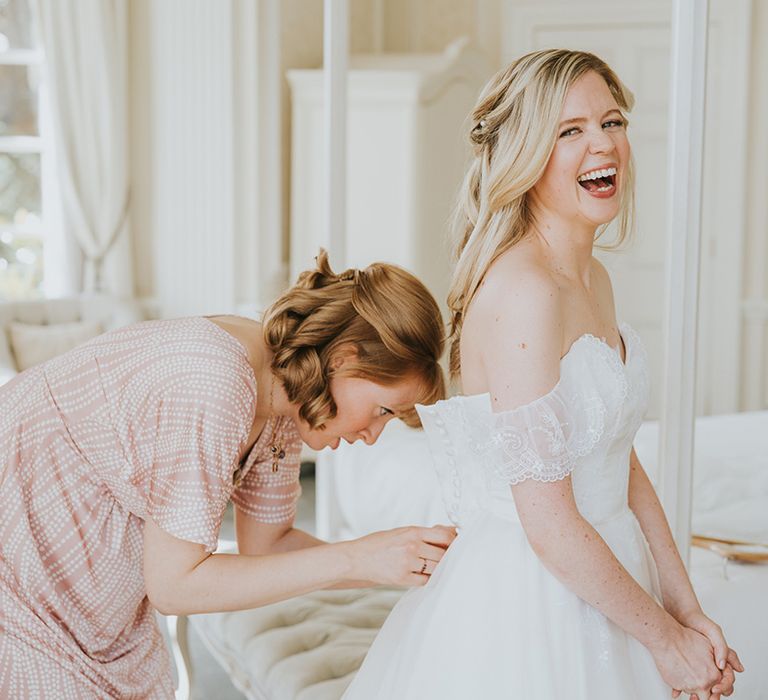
{"left": 420, "top": 543, "right": 450, "bottom": 562}
{"left": 418, "top": 526, "right": 457, "bottom": 548}
{"left": 406, "top": 572, "right": 430, "bottom": 586}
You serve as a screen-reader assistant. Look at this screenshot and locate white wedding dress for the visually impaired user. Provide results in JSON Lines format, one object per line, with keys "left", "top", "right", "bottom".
{"left": 343, "top": 323, "right": 671, "bottom": 699}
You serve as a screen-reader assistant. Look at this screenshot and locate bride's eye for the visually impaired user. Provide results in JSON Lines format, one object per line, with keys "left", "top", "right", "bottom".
{"left": 559, "top": 126, "right": 580, "bottom": 138}
{"left": 379, "top": 407, "right": 395, "bottom": 417}
{"left": 603, "top": 118, "right": 625, "bottom": 129}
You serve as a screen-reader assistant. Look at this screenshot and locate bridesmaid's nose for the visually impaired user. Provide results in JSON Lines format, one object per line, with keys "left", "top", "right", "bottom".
{"left": 360, "top": 419, "right": 388, "bottom": 446}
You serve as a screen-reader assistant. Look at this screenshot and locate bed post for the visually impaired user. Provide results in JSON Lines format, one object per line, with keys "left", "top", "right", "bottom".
{"left": 323, "top": 0, "right": 349, "bottom": 264}
{"left": 658, "top": 0, "right": 710, "bottom": 565}
{"left": 315, "top": 0, "right": 349, "bottom": 542}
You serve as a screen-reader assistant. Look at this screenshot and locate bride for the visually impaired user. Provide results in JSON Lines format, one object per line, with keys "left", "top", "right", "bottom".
{"left": 343, "top": 49, "right": 742, "bottom": 700}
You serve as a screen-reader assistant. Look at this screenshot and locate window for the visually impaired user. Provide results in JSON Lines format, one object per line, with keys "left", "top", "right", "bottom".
{"left": 0, "top": 0, "right": 48, "bottom": 300}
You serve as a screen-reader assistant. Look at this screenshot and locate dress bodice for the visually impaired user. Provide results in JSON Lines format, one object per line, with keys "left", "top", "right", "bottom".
{"left": 416, "top": 323, "right": 650, "bottom": 527}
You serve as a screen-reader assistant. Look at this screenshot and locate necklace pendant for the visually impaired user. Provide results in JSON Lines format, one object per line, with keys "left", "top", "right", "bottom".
{"left": 270, "top": 443, "right": 285, "bottom": 473}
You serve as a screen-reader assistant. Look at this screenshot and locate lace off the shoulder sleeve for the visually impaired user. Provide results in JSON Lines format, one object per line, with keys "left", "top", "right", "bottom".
{"left": 480, "top": 383, "right": 607, "bottom": 485}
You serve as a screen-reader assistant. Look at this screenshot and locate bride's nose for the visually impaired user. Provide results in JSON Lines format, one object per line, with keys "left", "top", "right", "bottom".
{"left": 588, "top": 128, "right": 614, "bottom": 155}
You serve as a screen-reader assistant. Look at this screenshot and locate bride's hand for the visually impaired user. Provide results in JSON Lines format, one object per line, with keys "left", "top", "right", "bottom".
{"left": 676, "top": 608, "right": 743, "bottom": 672}
{"left": 669, "top": 609, "right": 743, "bottom": 698}
{"left": 343, "top": 525, "right": 457, "bottom": 586}
{"left": 649, "top": 622, "right": 723, "bottom": 697}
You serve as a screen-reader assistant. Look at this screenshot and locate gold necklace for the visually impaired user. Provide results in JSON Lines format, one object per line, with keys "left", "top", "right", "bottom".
{"left": 268, "top": 375, "right": 285, "bottom": 473}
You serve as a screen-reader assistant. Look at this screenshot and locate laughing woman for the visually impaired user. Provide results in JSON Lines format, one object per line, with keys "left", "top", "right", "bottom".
{"left": 344, "top": 50, "right": 742, "bottom": 700}
{"left": 0, "top": 251, "right": 454, "bottom": 699}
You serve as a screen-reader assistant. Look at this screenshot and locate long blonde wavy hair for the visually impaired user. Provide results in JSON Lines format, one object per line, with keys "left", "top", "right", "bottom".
{"left": 448, "top": 49, "right": 635, "bottom": 376}
{"left": 262, "top": 250, "right": 445, "bottom": 429}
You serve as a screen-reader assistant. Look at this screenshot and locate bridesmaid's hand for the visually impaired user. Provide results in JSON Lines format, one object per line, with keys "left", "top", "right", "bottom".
{"left": 344, "top": 525, "right": 457, "bottom": 586}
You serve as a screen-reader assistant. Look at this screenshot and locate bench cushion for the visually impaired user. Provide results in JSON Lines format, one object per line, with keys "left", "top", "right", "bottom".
{"left": 189, "top": 588, "right": 403, "bottom": 700}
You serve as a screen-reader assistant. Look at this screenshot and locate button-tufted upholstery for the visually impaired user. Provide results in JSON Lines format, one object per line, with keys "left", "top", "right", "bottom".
{"left": 188, "top": 588, "right": 404, "bottom": 700}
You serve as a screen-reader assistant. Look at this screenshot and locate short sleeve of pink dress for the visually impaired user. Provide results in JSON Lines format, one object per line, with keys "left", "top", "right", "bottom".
{"left": 137, "top": 339, "right": 255, "bottom": 552}
{"left": 108, "top": 318, "right": 259, "bottom": 553}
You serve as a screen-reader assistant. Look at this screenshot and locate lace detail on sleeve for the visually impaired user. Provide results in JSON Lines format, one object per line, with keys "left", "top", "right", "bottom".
{"left": 477, "top": 383, "right": 607, "bottom": 486}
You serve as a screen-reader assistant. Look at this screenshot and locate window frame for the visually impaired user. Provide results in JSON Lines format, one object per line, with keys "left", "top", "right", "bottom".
{"left": 0, "top": 35, "right": 56, "bottom": 298}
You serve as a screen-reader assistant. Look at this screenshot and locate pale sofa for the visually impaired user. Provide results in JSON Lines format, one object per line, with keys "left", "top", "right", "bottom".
{"left": 0, "top": 294, "right": 145, "bottom": 385}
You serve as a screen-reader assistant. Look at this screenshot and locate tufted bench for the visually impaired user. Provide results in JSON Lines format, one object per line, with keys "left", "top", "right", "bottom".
{"left": 178, "top": 587, "right": 404, "bottom": 700}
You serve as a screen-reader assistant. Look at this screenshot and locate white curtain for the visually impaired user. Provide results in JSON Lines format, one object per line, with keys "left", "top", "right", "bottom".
{"left": 34, "top": 0, "right": 132, "bottom": 296}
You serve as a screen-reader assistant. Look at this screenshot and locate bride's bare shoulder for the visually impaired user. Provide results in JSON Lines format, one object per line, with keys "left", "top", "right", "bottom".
{"left": 460, "top": 246, "right": 565, "bottom": 403}
{"left": 466, "top": 246, "right": 561, "bottom": 327}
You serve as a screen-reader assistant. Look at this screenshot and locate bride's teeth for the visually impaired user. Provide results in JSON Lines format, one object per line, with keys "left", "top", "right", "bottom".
{"left": 577, "top": 166, "right": 617, "bottom": 182}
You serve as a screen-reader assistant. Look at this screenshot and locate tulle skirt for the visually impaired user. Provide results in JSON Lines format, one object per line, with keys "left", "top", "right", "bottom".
{"left": 343, "top": 508, "right": 670, "bottom": 699}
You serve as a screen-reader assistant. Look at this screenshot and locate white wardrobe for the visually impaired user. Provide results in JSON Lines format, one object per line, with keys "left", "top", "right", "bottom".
{"left": 288, "top": 39, "right": 488, "bottom": 317}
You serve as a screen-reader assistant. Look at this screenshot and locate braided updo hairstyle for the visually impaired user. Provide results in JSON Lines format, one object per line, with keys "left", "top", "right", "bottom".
{"left": 262, "top": 250, "right": 446, "bottom": 429}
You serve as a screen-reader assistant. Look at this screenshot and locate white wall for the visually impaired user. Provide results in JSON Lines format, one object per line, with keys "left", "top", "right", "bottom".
{"left": 130, "top": 0, "right": 295, "bottom": 316}
{"left": 741, "top": 0, "right": 768, "bottom": 410}
{"left": 129, "top": 0, "right": 381, "bottom": 314}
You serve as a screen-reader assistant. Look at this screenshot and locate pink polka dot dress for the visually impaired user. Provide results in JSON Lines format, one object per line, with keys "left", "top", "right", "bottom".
{"left": 0, "top": 318, "right": 302, "bottom": 698}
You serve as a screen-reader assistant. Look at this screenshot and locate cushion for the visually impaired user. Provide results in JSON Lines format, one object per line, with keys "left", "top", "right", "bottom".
{"left": 8, "top": 319, "right": 102, "bottom": 372}
{"left": 189, "top": 587, "right": 404, "bottom": 700}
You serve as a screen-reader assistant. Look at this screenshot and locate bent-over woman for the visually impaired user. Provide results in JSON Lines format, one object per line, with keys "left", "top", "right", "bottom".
{"left": 0, "top": 250, "right": 455, "bottom": 698}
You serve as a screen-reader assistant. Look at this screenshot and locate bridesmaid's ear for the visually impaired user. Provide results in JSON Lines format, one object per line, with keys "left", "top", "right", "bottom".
{"left": 329, "top": 344, "right": 359, "bottom": 372}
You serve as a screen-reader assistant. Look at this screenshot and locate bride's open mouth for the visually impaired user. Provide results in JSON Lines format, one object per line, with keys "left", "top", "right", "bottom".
{"left": 577, "top": 166, "right": 617, "bottom": 197}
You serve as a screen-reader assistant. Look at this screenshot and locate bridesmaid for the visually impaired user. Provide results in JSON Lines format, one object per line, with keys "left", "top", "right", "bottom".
{"left": 0, "top": 250, "right": 456, "bottom": 699}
